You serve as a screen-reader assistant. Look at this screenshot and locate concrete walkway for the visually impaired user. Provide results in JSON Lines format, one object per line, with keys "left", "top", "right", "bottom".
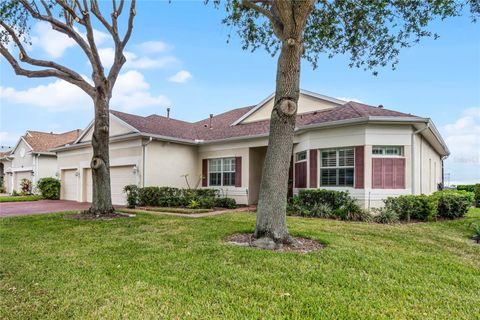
{"left": 0, "top": 200, "right": 90, "bottom": 217}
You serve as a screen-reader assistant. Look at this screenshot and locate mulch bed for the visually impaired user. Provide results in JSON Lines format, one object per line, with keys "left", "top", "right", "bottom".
{"left": 224, "top": 233, "right": 323, "bottom": 253}
{"left": 65, "top": 212, "right": 134, "bottom": 220}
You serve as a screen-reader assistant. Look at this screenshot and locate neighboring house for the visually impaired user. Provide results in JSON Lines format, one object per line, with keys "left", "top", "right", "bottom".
{"left": 2, "top": 130, "right": 81, "bottom": 193}
{"left": 53, "top": 90, "right": 449, "bottom": 208}
{"left": 0, "top": 151, "right": 13, "bottom": 192}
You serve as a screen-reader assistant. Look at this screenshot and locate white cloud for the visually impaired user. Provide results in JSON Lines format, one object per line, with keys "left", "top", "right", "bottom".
{"left": 98, "top": 47, "right": 178, "bottom": 70}
{"left": 31, "top": 22, "right": 109, "bottom": 58}
{"left": 168, "top": 70, "right": 192, "bottom": 83}
{"left": 136, "top": 41, "right": 171, "bottom": 53}
{"left": 0, "top": 132, "right": 21, "bottom": 148}
{"left": 0, "top": 70, "right": 169, "bottom": 113}
{"left": 111, "top": 70, "right": 170, "bottom": 112}
{"left": 0, "top": 80, "right": 91, "bottom": 112}
{"left": 443, "top": 107, "right": 480, "bottom": 165}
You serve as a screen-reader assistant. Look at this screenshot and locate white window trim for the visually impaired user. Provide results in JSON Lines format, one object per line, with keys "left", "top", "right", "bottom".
{"left": 208, "top": 157, "right": 236, "bottom": 187}
{"left": 319, "top": 148, "right": 355, "bottom": 187}
{"left": 372, "top": 146, "right": 404, "bottom": 157}
{"left": 295, "top": 150, "right": 307, "bottom": 163}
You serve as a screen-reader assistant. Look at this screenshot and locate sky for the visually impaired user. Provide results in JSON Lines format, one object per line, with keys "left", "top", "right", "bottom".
{"left": 0, "top": 1, "right": 479, "bottom": 185}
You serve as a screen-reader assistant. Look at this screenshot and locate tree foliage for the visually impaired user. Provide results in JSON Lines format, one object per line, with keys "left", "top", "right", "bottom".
{"left": 217, "top": 0, "right": 479, "bottom": 74}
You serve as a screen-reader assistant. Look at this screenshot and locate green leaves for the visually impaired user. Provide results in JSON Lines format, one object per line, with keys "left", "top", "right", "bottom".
{"left": 217, "top": 0, "right": 477, "bottom": 74}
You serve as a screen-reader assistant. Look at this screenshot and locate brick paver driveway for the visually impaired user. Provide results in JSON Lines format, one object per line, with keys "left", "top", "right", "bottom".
{"left": 0, "top": 200, "right": 90, "bottom": 217}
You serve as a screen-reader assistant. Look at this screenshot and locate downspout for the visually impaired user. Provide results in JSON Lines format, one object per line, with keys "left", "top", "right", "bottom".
{"left": 142, "top": 137, "right": 153, "bottom": 187}
{"left": 411, "top": 123, "right": 429, "bottom": 195}
{"left": 441, "top": 155, "right": 448, "bottom": 189}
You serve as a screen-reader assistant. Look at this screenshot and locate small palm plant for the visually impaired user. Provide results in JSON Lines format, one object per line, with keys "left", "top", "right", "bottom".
{"left": 472, "top": 223, "right": 480, "bottom": 244}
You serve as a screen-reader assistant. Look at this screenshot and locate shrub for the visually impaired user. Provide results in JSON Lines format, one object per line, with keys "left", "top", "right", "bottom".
{"left": 474, "top": 184, "right": 480, "bottom": 207}
{"left": 341, "top": 197, "right": 370, "bottom": 221}
{"left": 457, "top": 184, "right": 476, "bottom": 193}
{"left": 0, "top": 186, "right": 6, "bottom": 193}
{"left": 20, "top": 178, "right": 32, "bottom": 195}
{"left": 298, "top": 189, "right": 350, "bottom": 210}
{"left": 198, "top": 197, "right": 215, "bottom": 209}
{"left": 472, "top": 223, "right": 480, "bottom": 243}
{"left": 138, "top": 186, "right": 161, "bottom": 206}
{"left": 188, "top": 199, "right": 200, "bottom": 209}
{"left": 157, "top": 187, "right": 184, "bottom": 207}
{"left": 123, "top": 185, "right": 139, "bottom": 208}
{"left": 434, "top": 191, "right": 471, "bottom": 219}
{"left": 215, "top": 197, "right": 237, "bottom": 209}
{"left": 37, "top": 177, "right": 61, "bottom": 200}
{"left": 310, "top": 203, "right": 334, "bottom": 218}
{"left": 12, "top": 190, "right": 19, "bottom": 196}
{"left": 372, "top": 207, "right": 399, "bottom": 224}
{"left": 384, "top": 195, "right": 434, "bottom": 221}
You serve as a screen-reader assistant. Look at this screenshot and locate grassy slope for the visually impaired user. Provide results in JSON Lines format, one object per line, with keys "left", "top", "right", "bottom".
{"left": 0, "top": 209, "right": 479, "bottom": 319}
{"left": 0, "top": 195, "right": 43, "bottom": 203}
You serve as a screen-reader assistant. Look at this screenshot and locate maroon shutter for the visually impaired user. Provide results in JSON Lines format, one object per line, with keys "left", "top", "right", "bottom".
{"left": 393, "top": 158, "right": 406, "bottom": 189}
{"left": 309, "top": 149, "right": 318, "bottom": 188}
{"left": 372, "top": 158, "right": 383, "bottom": 189}
{"left": 202, "top": 159, "right": 208, "bottom": 187}
{"left": 354, "top": 146, "right": 364, "bottom": 189}
{"left": 383, "top": 158, "right": 395, "bottom": 188}
{"left": 235, "top": 157, "right": 242, "bottom": 187}
{"left": 295, "top": 162, "right": 307, "bottom": 188}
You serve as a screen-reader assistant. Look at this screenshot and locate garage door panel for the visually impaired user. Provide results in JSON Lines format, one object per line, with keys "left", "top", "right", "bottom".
{"left": 85, "top": 166, "right": 135, "bottom": 205}
{"left": 62, "top": 169, "right": 78, "bottom": 201}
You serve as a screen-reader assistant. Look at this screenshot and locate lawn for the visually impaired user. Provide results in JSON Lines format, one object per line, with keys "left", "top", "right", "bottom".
{"left": 1, "top": 209, "right": 479, "bottom": 319}
{"left": 0, "top": 195, "right": 43, "bottom": 203}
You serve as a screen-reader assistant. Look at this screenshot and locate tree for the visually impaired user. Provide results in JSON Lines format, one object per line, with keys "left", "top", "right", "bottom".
{"left": 214, "top": 0, "right": 479, "bottom": 247}
{"left": 0, "top": 0, "right": 137, "bottom": 215}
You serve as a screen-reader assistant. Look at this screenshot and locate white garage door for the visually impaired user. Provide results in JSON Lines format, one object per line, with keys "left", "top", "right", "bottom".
{"left": 85, "top": 166, "right": 136, "bottom": 205}
{"left": 62, "top": 169, "right": 78, "bottom": 201}
{"left": 14, "top": 171, "right": 32, "bottom": 192}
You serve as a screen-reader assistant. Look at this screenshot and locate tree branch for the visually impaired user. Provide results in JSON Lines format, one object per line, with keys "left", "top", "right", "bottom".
{"left": 122, "top": 0, "right": 136, "bottom": 48}
{"left": 241, "top": 0, "right": 284, "bottom": 39}
{"left": 0, "top": 43, "right": 94, "bottom": 96}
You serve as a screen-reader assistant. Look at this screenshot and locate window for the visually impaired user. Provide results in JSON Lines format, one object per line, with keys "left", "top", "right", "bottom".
{"left": 320, "top": 148, "right": 354, "bottom": 187}
{"left": 295, "top": 151, "right": 307, "bottom": 162}
{"left": 208, "top": 158, "right": 236, "bottom": 186}
{"left": 372, "top": 146, "right": 403, "bottom": 156}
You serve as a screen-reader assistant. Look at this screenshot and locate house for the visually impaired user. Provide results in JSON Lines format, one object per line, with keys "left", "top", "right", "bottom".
{"left": 1, "top": 130, "right": 81, "bottom": 193}
{"left": 53, "top": 90, "right": 449, "bottom": 208}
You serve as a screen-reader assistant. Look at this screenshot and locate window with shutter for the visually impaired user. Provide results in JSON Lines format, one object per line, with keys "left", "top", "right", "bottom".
{"left": 320, "top": 148, "right": 355, "bottom": 187}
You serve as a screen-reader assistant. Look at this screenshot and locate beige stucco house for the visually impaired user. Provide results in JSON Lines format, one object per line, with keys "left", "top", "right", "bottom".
{"left": 53, "top": 90, "right": 449, "bottom": 208}
{"left": 1, "top": 130, "right": 80, "bottom": 193}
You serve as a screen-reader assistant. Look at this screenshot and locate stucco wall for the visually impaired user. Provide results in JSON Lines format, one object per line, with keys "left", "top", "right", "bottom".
{"left": 242, "top": 94, "right": 340, "bottom": 124}
{"left": 12, "top": 139, "right": 34, "bottom": 170}
{"left": 36, "top": 156, "right": 58, "bottom": 181}
{"left": 79, "top": 114, "right": 135, "bottom": 143}
{"left": 248, "top": 147, "right": 267, "bottom": 204}
{"left": 414, "top": 134, "right": 442, "bottom": 195}
{"left": 145, "top": 140, "right": 199, "bottom": 188}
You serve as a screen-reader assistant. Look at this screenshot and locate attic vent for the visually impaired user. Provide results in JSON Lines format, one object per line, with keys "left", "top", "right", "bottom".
{"left": 209, "top": 114, "right": 213, "bottom": 129}
{"left": 378, "top": 105, "right": 384, "bottom": 108}
{"left": 167, "top": 107, "right": 171, "bottom": 119}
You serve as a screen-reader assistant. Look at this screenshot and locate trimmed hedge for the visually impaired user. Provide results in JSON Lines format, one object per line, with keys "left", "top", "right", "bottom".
{"left": 384, "top": 190, "right": 473, "bottom": 221}
{"left": 457, "top": 185, "right": 476, "bottom": 193}
{"left": 128, "top": 185, "right": 236, "bottom": 209}
{"left": 37, "top": 177, "right": 61, "bottom": 200}
{"left": 384, "top": 195, "right": 435, "bottom": 221}
{"left": 287, "top": 189, "right": 369, "bottom": 221}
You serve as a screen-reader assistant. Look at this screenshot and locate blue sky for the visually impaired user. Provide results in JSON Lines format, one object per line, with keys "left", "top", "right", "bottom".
{"left": 0, "top": 1, "right": 479, "bottom": 184}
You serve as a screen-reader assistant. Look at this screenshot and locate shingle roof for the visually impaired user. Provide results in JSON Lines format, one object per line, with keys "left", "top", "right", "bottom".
{"left": 110, "top": 101, "right": 418, "bottom": 143}
{"left": 23, "top": 130, "right": 82, "bottom": 152}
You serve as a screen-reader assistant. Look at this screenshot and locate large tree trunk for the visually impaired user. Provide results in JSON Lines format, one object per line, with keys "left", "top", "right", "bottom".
{"left": 254, "top": 40, "right": 303, "bottom": 244}
{"left": 85, "top": 95, "right": 114, "bottom": 215}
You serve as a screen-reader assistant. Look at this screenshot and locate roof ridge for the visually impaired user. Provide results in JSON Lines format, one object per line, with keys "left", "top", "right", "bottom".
{"left": 345, "top": 101, "right": 369, "bottom": 117}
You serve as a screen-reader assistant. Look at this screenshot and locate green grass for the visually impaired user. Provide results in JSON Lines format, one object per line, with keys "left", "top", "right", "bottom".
{"left": 1, "top": 209, "right": 479, "bottom": 319}
{"left": 127, "top": 207, "right": 213, "bottom": 214}
{"left": 0, "top": 195, "right": 43, "bottom": 202}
